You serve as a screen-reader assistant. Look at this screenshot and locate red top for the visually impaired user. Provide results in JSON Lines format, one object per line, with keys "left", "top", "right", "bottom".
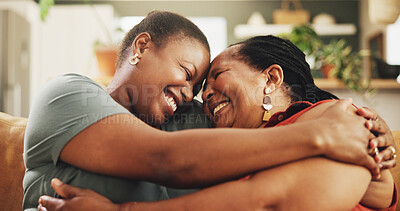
{"left": 253, "top": 100, "right": 397, "bottom": 210}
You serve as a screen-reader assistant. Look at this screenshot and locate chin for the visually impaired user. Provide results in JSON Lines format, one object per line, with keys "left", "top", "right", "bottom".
{"left": 212, "top": 119, "right": 233, "bottom": 128}
{"left": 139, "top": 112, "right": 168, "bottom": 127}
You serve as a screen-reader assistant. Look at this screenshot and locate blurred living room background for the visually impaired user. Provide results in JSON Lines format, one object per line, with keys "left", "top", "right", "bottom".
{"left": 0, "top": 0, "right": 399, "bottom": 129}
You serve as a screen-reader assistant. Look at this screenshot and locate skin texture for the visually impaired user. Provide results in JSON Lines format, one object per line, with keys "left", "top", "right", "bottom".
{"left": 39, "top": 46, "right": 396, "bottom": 211}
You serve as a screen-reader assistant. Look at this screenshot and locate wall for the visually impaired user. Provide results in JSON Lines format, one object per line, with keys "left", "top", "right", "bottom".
{"left": 58, "top": 0, "right": 360, "bottom": 49}
{"left": 0, "top": 0, "right": 40, "bottom": 117}
{"left": 38, "top": 5, "right": 114, "bottom": 84}
{"left": 355, "top": 0, "right": 400, "bottom": 130}
{"left": 326, "top": 89, "right": 400, "bottom": 131}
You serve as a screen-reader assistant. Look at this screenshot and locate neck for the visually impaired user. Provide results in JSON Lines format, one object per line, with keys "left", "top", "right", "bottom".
{"left": 107, "top": 65, "right": 136, "bottom": 114}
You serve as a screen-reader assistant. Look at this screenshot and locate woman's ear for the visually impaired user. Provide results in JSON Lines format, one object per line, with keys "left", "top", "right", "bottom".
{"left": 131, "top": 32, "right": 152, "bottom": 58}
{"left": 262, "top": 64, "right": 284, "bottom": 90}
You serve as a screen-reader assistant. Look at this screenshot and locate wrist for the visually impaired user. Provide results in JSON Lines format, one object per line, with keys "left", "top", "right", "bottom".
{"left": 307, "top": 120, "right": 329, "bottom": 156}
{"left": 118, "top": 202, "right": 137, "bottom": 211}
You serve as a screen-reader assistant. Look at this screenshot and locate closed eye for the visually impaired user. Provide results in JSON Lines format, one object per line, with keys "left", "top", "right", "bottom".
{"left": 214, "top": 69, "right": 229, "bottom": 79}
{"left": 215, "top": 71, "right": 222, "bottom": 79}
{"left": 181, "top": 65, "right": 192, "bottom": 81}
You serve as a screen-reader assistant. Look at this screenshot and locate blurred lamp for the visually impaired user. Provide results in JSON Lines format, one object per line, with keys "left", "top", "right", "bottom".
{"left": 369, "top": 0, "right": 400, "bottom": 24}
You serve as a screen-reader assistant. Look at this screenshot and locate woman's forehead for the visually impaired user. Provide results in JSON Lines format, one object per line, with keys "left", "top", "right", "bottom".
{"left": 210, "top": 49, "right": 235, "bottom": 70}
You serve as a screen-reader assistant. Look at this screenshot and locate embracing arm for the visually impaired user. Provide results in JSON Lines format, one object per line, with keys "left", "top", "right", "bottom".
{"left": 360, "top": 170, "right": 394, "bottom": 208}
{"left": 60, "top": 99, "right": 379, "bottom": 188}
{"left": 60, "top": 100, "right": 377, "bottom": 188}
{"left": 121, "top": 157, "right": 371, "bottom": 211}
{"left": 39, "top": 157, "right": 372, "bottom": 211}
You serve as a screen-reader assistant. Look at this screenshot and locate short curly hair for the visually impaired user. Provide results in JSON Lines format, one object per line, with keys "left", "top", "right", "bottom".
{"left": 116, "top": 10, "right": 210, "bottom": 68}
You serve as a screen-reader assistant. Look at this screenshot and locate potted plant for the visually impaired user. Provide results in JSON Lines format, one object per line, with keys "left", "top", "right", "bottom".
{"left": 281, "top": 25, "right": 373, "bottom": 95}
{"left": 280, "top": 25, "right": 323, "bottom": 77}
{"left": 318, "top": 39, "right": 372, "bottom": 93}
{"left": 280, "top": 25, "right": 322, "bottom": 56}
{"left": 39, "top": 0, "right": 119, "bottom": 78}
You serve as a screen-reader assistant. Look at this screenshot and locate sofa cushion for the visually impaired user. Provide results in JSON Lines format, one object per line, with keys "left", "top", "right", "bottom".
{"left": 390, "top": 131, "right": 400, "bottom": 210}
{"left": 0, "top": 112, "right": 27, "bottom": 210}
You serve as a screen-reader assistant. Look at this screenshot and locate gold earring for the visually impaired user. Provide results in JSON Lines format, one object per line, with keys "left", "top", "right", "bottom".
{"left": 129, "top": 53, "right": 140, "bottom": 65}
{"left": 262, "top": 87, "right": 273, "bottom": 122}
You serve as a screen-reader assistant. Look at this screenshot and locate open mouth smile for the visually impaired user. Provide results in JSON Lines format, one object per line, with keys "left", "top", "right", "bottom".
{"left": 164, "top": 92, "right": 178, "bottom": 113}
{"left": 210, "top": 100, "right": 230, "bottom": 116}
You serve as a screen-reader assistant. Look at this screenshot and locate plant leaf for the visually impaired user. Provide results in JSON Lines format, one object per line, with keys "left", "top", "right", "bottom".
{"left": 39, "top": 0, "right": 55, "bottom": 21}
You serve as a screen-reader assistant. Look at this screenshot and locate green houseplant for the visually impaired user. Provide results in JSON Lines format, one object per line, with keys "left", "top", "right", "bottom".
{"left": 319, "top": 39, "right": 368, "bottom": 93}
{"left": 280, "top": 25, "right": 322, "bottom": 57}
{"left": 39, "top": 0, "right": 119, "bottom": 78}
{"left": 280, "top": 25, "right": 372, "bottom": 95}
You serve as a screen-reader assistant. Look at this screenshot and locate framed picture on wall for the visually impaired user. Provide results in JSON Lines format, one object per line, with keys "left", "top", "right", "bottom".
{"left": 368, "top": 32, "right": 400, "bottom": 79}
{"left": 368, "top": 32, "right": 384, "bottom": 78}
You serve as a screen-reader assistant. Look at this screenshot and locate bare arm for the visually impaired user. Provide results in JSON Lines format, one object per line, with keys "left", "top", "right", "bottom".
{"left": 297, "top": 101, "right": 395, "bottom": 209}
{"left": 60, "top": 100, "right": 377, "bottom": 188}
{"left": 39, "top": 157, "right": 372, "bottom": 211}
{"left": 356, "top": 107, "right": 396, "bottom": 208}
{"left": 360, "top": 170, "right": 394, "bottom": 208}
{"left": 38, "top": 100, "right": 387, "bottom": 211}
{"left": 122, "top": 157, "right": 371, "bottom": 211}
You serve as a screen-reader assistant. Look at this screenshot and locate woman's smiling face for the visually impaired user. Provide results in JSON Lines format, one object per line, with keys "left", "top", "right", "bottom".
{"left": 127, "top": 38, "right": 210, "bottom": 126}
{"left": 202, "top": 48, "right": 267, "bottom": 128}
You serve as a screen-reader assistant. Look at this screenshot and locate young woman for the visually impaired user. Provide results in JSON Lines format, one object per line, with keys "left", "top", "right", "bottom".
{"left": 26, "top": 11, "right": 395, "bottom": 210}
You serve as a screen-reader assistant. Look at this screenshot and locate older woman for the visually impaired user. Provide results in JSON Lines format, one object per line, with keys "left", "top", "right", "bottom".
{"left": 38, "top": 35, "right": 396, "bottom": 211}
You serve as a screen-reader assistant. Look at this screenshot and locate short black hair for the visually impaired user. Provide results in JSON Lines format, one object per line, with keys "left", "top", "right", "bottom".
{"left": 231, "top": 35, "right": 338, "bottom": 103}
{"left": 117, "top": 10, "right": 210, "bottom": 68}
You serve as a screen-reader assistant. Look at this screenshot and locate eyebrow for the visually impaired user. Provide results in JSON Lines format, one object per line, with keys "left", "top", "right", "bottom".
{"left": 193, "top": 64, "right": 198, "bottom": 79}
{"left": 182, "top": 59, "right": 197, "bottom": 78}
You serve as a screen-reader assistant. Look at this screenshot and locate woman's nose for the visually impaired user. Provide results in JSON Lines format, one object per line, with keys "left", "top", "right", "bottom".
{"left": 181, "top": 87, "right": 194, "bottom": 102}
{"left": 202, "top": 87, "right": 214, "bottom": 102}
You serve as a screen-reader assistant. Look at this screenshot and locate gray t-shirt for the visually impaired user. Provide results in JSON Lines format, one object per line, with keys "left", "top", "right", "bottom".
{"left": 23, "top": 74, "right": 210, "bottom": 210}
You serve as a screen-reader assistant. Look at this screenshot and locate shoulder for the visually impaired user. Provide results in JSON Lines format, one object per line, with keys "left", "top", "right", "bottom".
{"left": 296, "top": 100, "right": 355, "bottom": 123}
{"left": 40, "top": 74, "right": 104, "bottom": 98}
{"left": 30, "top": 74, "right": 111, "bottom": 112}
{"left": 24, "top": 74, "right": 128, "bottom": 168}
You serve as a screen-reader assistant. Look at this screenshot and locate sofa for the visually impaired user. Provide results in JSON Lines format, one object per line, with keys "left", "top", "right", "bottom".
{"left": 1, "top": 112, "right": 400, "bottom": 210}
{"left": 0, "top": 112, "right": 27, "bottom": 210}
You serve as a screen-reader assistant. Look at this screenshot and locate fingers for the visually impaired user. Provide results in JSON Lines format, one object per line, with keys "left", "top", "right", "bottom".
{"left": 51, "top": 178, "right": 82, "bottom": 199}
{"left": 370, "top": 136, "right": 390, "bottom": 148}
{"left": 380, "top": 159, "right": 397, "bottom": 170}
{"left": 38, "top": 204, "right": 48, "bottom": 211}
{"left": 362, "top": 155, "right": 381, "bottom": 179}
{"left": 39, "top": 195, "right": 64, "bottom": 211}
{"left": 356, "top": 107, "right": 378, "bottom": 120}
{"left": 332, "top": 98, "right": 353, "bottom": 111}
{"left": 376, "top": 146, "right": 396, "bottom": 162}
{"left": 366, "top": 119, "right": 386, "bottom": 135}
{"left": 368, "top": 144, "right": 379, "bottom": 156}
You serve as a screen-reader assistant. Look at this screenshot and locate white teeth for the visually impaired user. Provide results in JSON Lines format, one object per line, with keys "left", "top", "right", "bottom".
{"left": 213, "top": 102, "right": 229, "bottom": 116}
{"left": 164, "top": 94, "right": 177, "bottom": 112}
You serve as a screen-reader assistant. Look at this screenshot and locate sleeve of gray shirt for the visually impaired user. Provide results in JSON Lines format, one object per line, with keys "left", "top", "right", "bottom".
{"left": 24, "top": 73, "right": 130, "bottom": 169}
{"left": 23, "top": 74, "right": 209, "bottom": 210}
